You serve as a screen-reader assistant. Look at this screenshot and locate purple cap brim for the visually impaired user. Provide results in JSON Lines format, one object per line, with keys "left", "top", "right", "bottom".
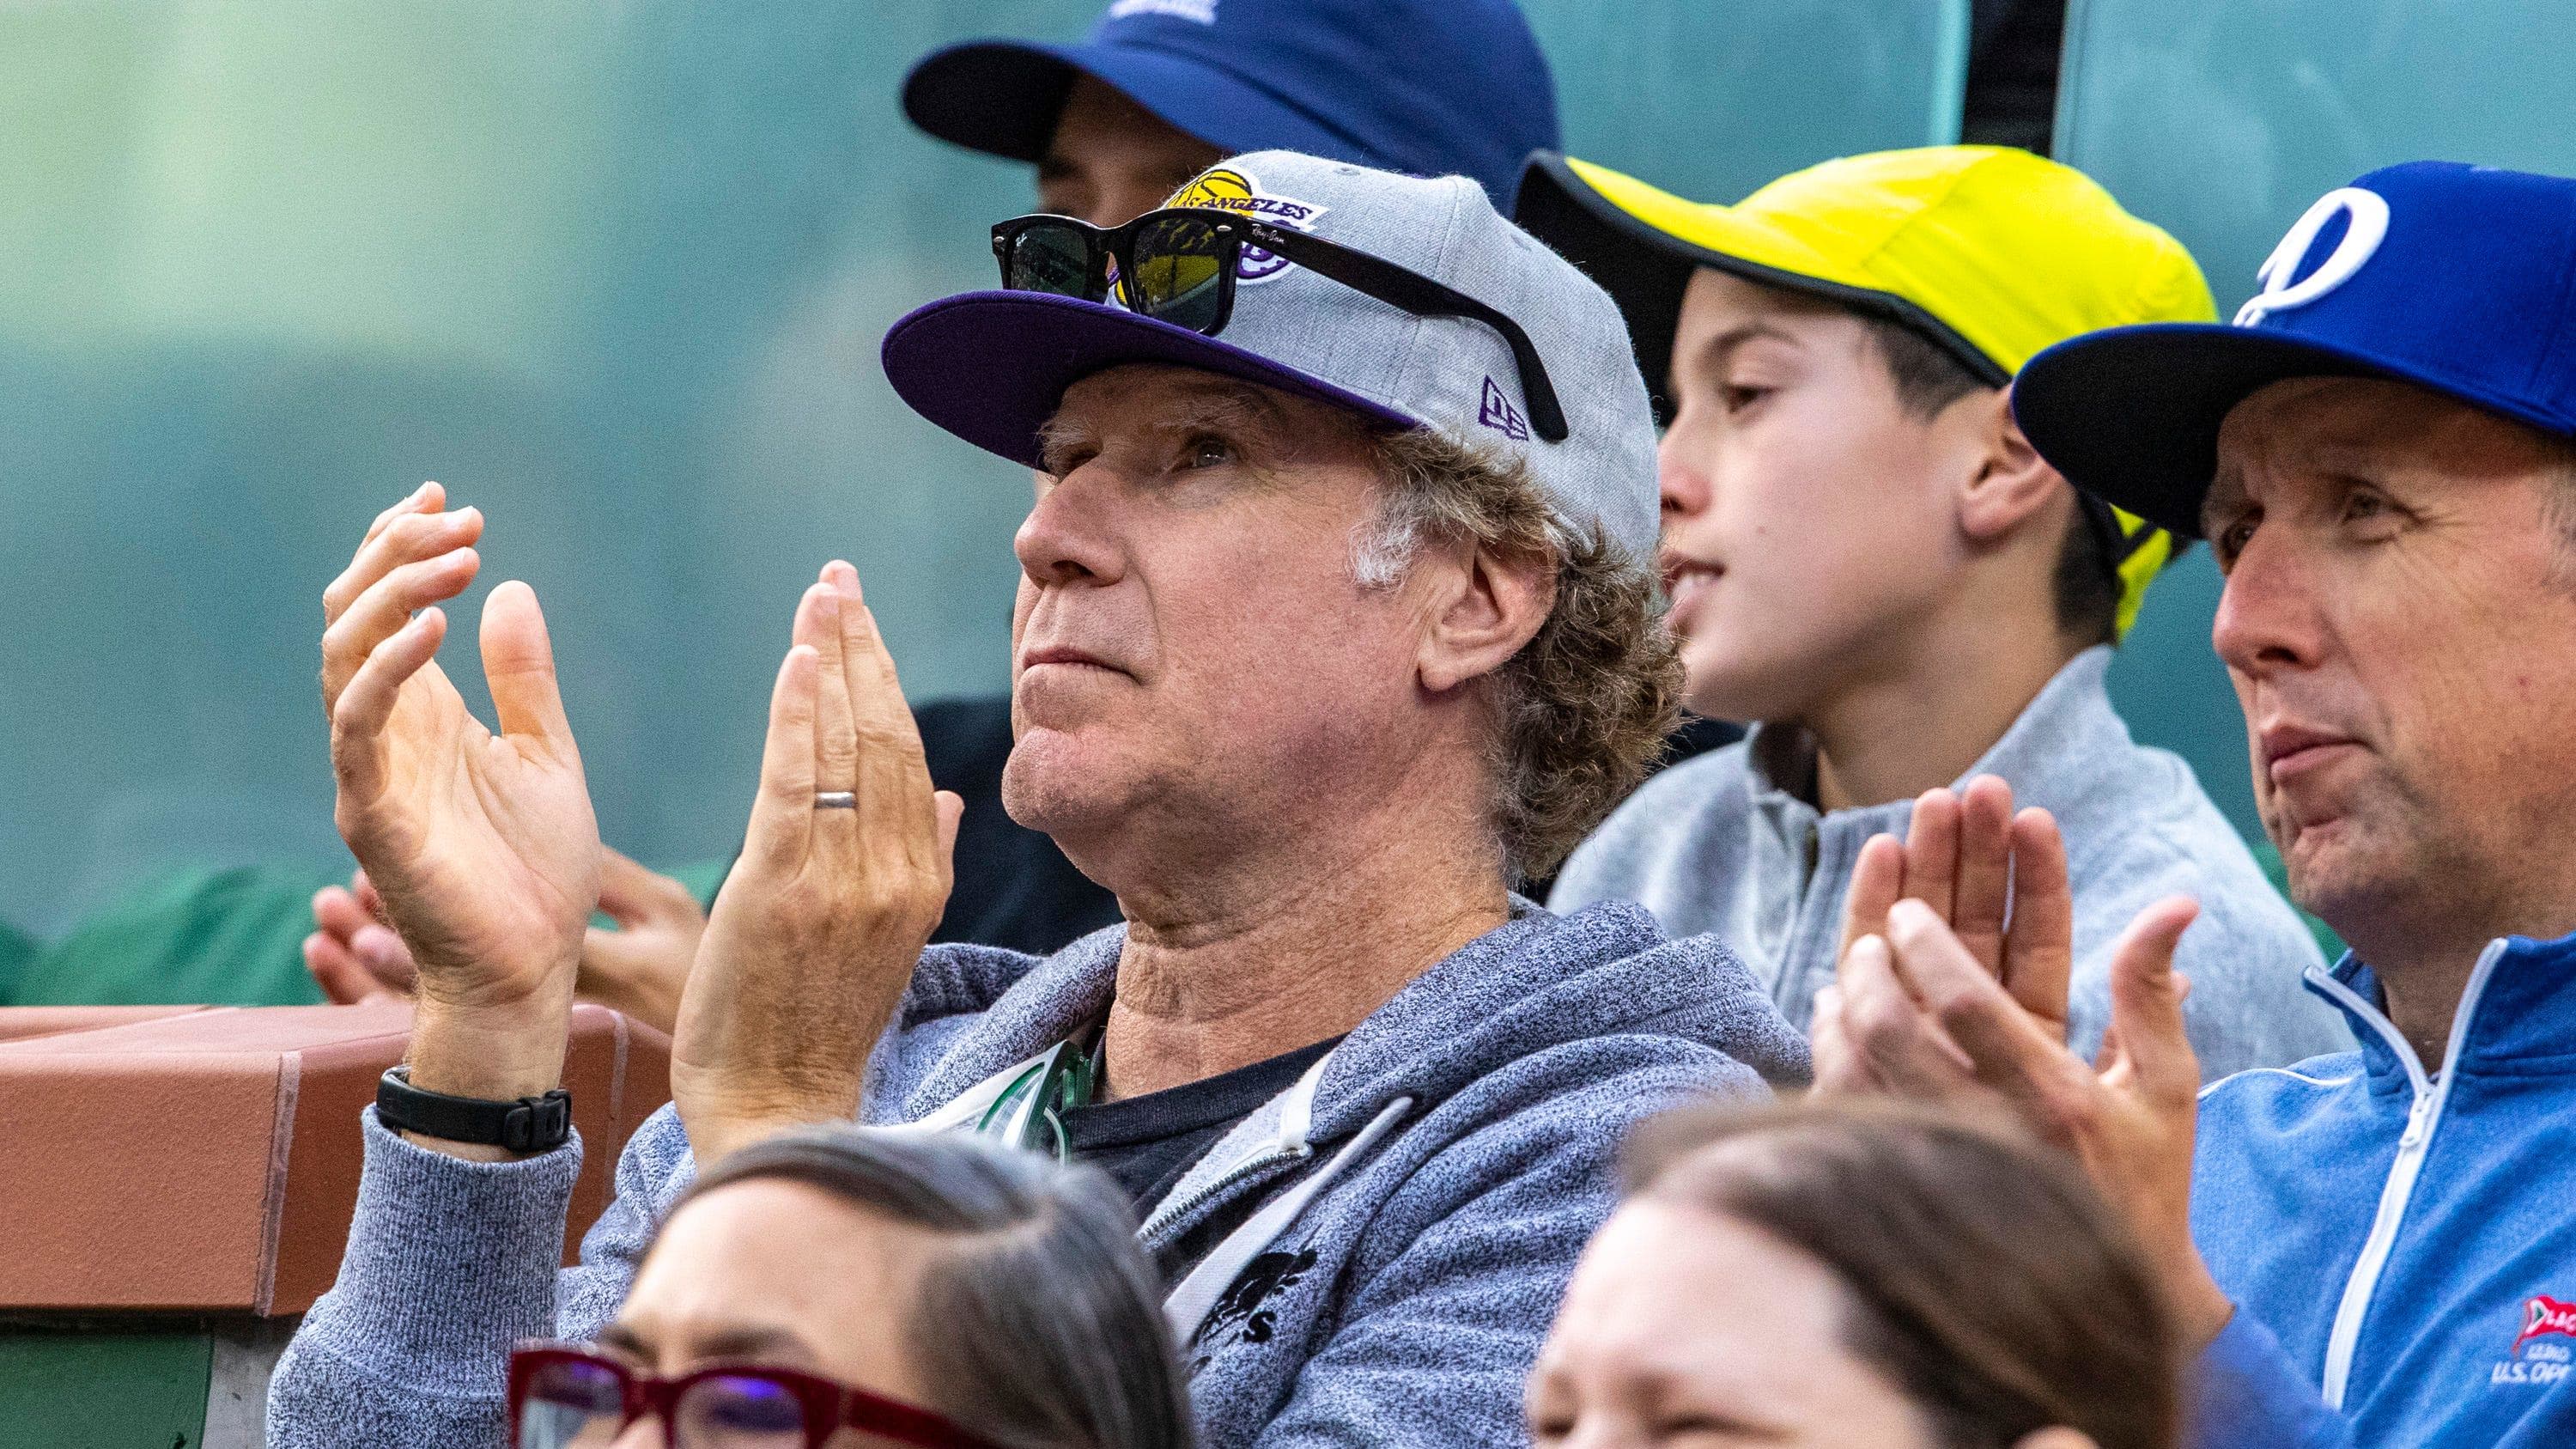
{"left": 881, "top": 290, "right": 1419, "bottom": 470}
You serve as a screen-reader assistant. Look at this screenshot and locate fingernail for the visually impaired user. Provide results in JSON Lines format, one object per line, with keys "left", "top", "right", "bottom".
{"left": 353, "top": 925, "right": 399, "bottom": 964}
{"left": 1888, "top": 899, "right": 1933, "bottom": 930}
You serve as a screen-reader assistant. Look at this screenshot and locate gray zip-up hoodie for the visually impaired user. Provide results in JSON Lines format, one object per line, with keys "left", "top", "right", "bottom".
{"left": 267, "top": 900, "right": 1807, "bottom": 1448}
{"left": 1551, "top": 648, "right": 2351, "bottom": 1079}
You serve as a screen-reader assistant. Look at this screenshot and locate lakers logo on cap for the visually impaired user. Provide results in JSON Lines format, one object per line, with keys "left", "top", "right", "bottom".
{"left": 1167, "top": 167, "right": 1328, "bottom": 282}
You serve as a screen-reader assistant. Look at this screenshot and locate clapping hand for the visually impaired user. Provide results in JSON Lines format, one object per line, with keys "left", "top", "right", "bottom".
{"left": 306, "top": 845, "right": 707, "bottom": 1034}
{"left": 1819, "top": 776, "right": 2075, "bottom": 1087}
{"left": 670, "top": 562, "right": 963, "bottom": 1166}
{"left": 1814, "top": 775, "right": 2233, "bottom": 1344}
{"left": 319, "top": 484, "right": 601, "bottom": 1143}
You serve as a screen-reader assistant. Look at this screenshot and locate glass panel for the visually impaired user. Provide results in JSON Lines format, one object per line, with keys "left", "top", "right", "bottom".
{"left": 1522, "top": 0, "right": 1970, "bottom": 203}
{"left": 0, "top": 0, "right": 1973, "bottom": 947}
{"left": 0, "top": 1, "right": 1099, "bottom": 941}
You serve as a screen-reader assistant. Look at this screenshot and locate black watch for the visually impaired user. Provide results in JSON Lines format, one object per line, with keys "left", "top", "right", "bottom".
{"left": 376, "top": 1066, "right": 573, "bottom": 1153}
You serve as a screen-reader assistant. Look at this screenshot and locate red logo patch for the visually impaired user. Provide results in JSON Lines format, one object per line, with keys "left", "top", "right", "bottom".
{"left": 2513, "top": 1295, "right": 2576, "bottom": 1356}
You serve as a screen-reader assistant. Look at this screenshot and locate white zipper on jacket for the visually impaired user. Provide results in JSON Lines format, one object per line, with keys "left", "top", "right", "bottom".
{"left": 1155, "top": 1051, "right": 1413, "bottom": 1343}
{"left": 2306, "top": 938, "right": 2506, "bottom": 1408}
{"left": 900, "top": 1044, "right": 1416, "bottom": 1345}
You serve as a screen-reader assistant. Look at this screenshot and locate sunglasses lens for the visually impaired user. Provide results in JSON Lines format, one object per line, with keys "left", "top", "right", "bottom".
{"left": 1005, "top": 225, "right": 1099, "bottom": 299}
{"left": 675, "top": 1373, "right": 812, "bottom": 1447}
{"left": 1130, "top": 215, "right": 1230, "bottom": 332}
{"left": 516, "top": 1359, "right": 627, "bottom": 1448}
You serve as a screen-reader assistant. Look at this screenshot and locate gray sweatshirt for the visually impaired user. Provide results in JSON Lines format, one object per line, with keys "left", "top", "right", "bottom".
{"left": 1551, "top": 648, "right": 2350, "bottom": 1079}
{"left": 266, "top": 901, "right": 1809, "bottom": 1449}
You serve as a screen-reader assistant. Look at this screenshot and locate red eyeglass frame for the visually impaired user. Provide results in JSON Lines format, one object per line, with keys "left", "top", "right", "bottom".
{"left": 506, "top": 1344, "right": 1005, "bottom": 1449}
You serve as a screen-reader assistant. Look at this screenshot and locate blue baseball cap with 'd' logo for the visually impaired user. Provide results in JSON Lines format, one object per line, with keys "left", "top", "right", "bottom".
{"left": 2014, "top": 161, "right": 2576, "bottom": 537}
{"left": 899, "top": 0, "right": 1559, "bottom": 207}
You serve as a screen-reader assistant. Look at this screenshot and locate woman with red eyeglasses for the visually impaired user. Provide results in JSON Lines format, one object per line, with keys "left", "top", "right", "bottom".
{"left": 507, "top": 1126, "right": 1194, "bottom": 1449}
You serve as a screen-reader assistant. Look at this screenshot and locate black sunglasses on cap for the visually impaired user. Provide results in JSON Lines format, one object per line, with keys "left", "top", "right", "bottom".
{"left": 990, "top": 206, "right": 1569, "bottom": 443}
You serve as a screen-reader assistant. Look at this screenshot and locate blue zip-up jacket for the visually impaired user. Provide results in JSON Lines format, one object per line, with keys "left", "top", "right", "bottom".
{"left": 266, "top": 901, "right": 1809, "bottom": 1448}
{"left": 2193, "top": 931, "right": 2576, "bottom": 1446}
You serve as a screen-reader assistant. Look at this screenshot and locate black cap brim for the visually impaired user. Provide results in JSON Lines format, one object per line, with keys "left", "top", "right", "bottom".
{"left": 2009, "top": 323, "right": 2529, "bottom": 538}
{"left": 1511, "top": 154, "right": 1696, "bottom": 409}
{"left": 900, "top": 41, "right": 1090, "bottom": 164}
{"left": 1514, "top": 152, "right": 2008, "bottom": 418}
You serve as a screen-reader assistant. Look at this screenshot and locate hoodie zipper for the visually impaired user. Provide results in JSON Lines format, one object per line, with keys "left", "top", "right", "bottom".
{"left": 1139, "top": 1142, "right": 1313, "bottom": 1246}
{"left": 2306, "top": 938, "right": 2506, "bottom": 1409}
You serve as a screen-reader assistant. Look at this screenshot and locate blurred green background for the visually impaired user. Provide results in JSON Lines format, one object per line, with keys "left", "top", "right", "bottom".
{"left": 37, "top": 0, "right": 2541, "bottom": 966}
{"left": 0, "top": 0, "right": 1983, "bottom": 947}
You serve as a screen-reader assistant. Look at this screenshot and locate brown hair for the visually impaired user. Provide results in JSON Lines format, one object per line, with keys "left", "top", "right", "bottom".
{"left": 1354, "top": 426, "right": 1684, "bottom": 882}
{"left": 1625, "top": 1099, "right": 2181, "bottom": 1449}
{"left": 1858, "top": 312, "right": 2123, "bottom": 648}
{"left": 677, "top": 1127, "right": 1194, "bottom": 1449}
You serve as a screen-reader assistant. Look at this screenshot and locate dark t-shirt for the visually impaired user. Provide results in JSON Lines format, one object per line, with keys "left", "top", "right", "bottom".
{"left": 1061, "top": 1035, "right": 1344, "bottom": 1251}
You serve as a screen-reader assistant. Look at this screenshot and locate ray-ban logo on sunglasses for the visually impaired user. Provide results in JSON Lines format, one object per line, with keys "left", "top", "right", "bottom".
{"left": 1167, "top": 167, "right": 1327, "bottom": 281}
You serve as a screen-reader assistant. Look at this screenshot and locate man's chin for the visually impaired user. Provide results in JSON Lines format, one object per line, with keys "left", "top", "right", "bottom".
{"left": 2279, "top": 816, "right": 2396, "bottom": 933}
{"left": 999, "top": 728, "right": 1128, "bottom": 839}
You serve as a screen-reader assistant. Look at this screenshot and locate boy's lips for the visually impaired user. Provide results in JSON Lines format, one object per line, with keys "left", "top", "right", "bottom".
{"left": 1660, "top": 554, "right": 1723, "bottom": 594}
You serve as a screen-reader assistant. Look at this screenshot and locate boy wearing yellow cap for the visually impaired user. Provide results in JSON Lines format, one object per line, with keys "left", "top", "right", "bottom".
{"left": 1520, "top": 147, "right": 2347, "bottom": 1077}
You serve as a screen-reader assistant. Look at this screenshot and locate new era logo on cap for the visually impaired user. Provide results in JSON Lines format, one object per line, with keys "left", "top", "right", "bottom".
{"left": 1479, "top": 376, "right": 1531, "bottom": 441}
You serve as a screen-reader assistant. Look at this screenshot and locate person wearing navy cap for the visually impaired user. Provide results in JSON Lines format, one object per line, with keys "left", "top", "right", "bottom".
{"left": 902, "top": 0, "right": 1559, "bottom": 211}
{"left": 1818, "top": 161, "right": 2576, "bottom": 1449}
{"left": 301, "top": 0, "right": 1575, "bottom": 1018}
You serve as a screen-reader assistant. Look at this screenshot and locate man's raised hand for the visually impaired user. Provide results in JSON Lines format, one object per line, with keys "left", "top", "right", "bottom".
{"left": 320, "top": 483, "right": 602, "bottom": 1124}
{"left": 671, "top": 562, "right": 962, "bottom": 1166}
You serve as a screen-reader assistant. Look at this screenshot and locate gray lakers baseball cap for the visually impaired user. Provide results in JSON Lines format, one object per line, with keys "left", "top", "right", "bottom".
{"left": 880, "top": 149, "right": 1661, "bottom": 563}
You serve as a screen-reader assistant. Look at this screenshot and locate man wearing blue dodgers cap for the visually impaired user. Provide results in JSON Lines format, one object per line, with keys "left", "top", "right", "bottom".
{"left": 267, "top": 151, "right": 1805, "bottom": 1448}
{"left": 300, "top": 0, "right": 1572, "bottom": 1016}
{"left": 1818, "top": 161, "right": 2576, "bottom": 1448}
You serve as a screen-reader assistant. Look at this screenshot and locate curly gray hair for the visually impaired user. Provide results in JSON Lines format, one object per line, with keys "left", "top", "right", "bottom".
{"left": 1352, "top": 428, "right": 1683, "bottom": 882}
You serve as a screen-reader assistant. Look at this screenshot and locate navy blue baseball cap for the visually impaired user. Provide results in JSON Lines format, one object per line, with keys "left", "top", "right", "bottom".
{"left": 2014, "top": 161, "right": 2576, "bottom": 538}
{"left": 899, "top": 0, "right": 1559, "bottom": 207}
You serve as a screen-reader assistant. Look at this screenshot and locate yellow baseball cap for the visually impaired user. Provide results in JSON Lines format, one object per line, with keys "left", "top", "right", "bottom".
{"left": 1513, "top": 145, "right": 2216, "bottom": 639}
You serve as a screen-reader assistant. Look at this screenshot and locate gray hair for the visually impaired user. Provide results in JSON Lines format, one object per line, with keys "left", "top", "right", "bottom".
{"left": 678, "top": 1127, "right": 1195, "bottom": 1449}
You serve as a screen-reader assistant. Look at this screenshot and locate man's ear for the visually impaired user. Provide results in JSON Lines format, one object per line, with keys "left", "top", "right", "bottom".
{"left": 1955, "top": 385, "right": 2069, "bottom": 545}
{"left": 1416, "top": 536, "right": 1554, "bottom": 695}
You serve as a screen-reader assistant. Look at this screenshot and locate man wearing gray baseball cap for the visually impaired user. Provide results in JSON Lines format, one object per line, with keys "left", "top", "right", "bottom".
{"left": 267, "top": 151, "right": 1807, "bottom": 1448}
